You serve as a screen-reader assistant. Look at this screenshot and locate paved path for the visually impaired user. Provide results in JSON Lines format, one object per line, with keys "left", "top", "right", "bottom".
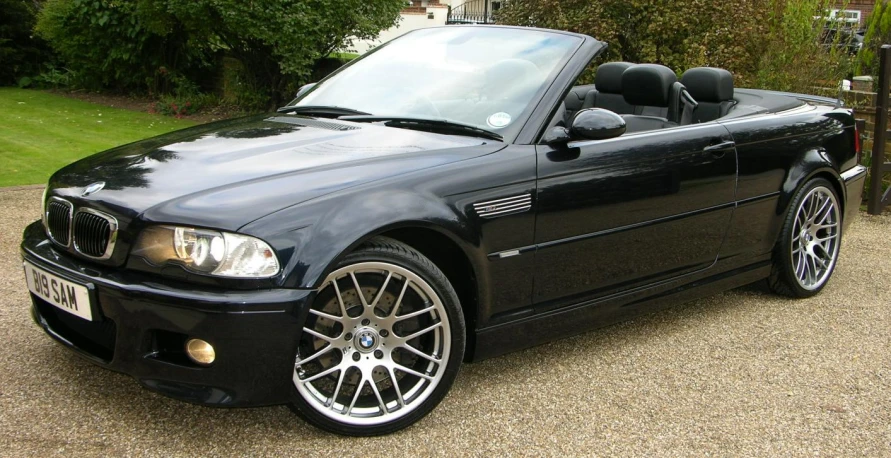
{"left": 1, "top": 187, "right": 889, "bottom": 456}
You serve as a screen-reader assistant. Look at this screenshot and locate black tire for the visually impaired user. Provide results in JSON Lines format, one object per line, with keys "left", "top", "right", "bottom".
{"left": 289, "top": 236, "right": 466, "bottom": 436}
{"left": 768, "top": 177, "right": 843, "bottom": 298}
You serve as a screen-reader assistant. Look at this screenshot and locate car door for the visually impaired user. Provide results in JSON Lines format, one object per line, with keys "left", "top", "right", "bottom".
{"left": 533, "top": 123, "right": 738, "bottom": 309}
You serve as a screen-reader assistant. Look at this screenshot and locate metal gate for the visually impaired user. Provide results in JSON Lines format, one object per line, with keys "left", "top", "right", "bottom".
{"left": 868, "top": 45, "right": 891, "bottom": 215}
{"left": 447, "top": 0, "right": 501, "bottom": 24}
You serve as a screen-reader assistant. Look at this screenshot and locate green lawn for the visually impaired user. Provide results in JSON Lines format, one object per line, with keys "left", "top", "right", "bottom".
{"left": 0, "top": 88, "right": 195, "bottom": 187}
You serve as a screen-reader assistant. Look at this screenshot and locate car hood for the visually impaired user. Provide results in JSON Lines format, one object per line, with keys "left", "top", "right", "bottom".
{"left": 48, "top": 114, "right": 502, "bottom": 230}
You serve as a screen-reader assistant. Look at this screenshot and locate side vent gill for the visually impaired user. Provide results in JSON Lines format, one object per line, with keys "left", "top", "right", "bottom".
{"left": 473, "top": 194, "right": 532, "bottom": 218}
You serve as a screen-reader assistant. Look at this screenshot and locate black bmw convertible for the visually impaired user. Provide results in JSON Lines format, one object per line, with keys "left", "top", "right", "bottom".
{"left": 22, "top": 25, "right": 866, "bottom": 435}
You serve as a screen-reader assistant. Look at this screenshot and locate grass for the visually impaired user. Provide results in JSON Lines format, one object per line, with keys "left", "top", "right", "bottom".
{"left": 0, "top": 88, "right": 195, "bottom": 187}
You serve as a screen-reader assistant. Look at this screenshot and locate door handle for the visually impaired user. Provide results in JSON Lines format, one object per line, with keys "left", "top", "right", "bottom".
{"left": 703, "top": 141, "right": 735, "bottom": 157}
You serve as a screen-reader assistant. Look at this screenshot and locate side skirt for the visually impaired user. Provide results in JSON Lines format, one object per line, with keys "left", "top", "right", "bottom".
{"left": 470, "top": 260, "right": 772, "bottom": 361}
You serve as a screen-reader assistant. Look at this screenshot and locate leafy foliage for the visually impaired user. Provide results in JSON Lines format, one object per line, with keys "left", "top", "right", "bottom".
{"left": 0, "top": 0, "right": 51, "bottom": 86}
{"left": 858, "top": 0, "right": 891, "bottom": 79}
{"left": 498, "top": 0, "right": 852, "bottom": 93}
{"left": 34, "top": 0, "right": 404, "bottom": 107}
{"left": 755, "top": 0, "right": 854, "bottom": 93}
{"left": 35, "top": 0, "right": 211, "bottom": 93}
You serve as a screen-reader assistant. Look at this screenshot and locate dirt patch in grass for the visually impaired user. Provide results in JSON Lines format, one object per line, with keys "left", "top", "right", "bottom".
{"left": 49, "top": 90, "right": 155, "bottom": 113}
{"left": 49, "top": 89, "right": 253, "bottom": 124}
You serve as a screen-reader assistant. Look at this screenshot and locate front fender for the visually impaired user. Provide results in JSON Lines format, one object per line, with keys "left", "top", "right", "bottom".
{"left": 241, "top": 188, "right": 481, "bottom": 290}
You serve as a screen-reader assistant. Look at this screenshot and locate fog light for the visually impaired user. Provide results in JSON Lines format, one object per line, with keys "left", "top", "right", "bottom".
{"left": 185, "top": 338, "right": 216, "bottom": 365}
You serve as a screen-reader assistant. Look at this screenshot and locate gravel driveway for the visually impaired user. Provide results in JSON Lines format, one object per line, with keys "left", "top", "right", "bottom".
{"left": 0, "top": 187, "right": 889, "bottom": 457}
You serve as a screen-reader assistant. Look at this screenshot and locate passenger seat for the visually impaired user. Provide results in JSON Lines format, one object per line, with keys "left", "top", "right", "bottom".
{"left": 680, "top": 67, "right": 735, "bottom": 122}
{"left": 620, "top": 64, "right": 686, "bottom": 132}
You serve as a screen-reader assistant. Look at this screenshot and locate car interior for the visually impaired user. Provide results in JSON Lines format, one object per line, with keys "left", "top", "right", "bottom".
{"left": 559, "top": 62, "right": 808, "bottom": 135}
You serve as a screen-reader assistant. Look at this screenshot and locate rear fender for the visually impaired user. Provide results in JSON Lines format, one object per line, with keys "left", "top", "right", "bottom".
{"left": 776, "top": 148, "right": 844, "bottom": 218}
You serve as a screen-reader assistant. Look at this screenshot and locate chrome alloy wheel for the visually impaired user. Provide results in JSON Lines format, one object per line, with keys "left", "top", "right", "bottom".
{"left": 293, "top": 262, "right": 452, "bottom": 426}
{"left": 790, "top": 185, "right": 840, "bottom": 291}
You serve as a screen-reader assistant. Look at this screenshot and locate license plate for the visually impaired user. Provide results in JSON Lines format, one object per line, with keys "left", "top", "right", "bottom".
{"left": 23, "top": 262, "right": 93, "bottom": 321}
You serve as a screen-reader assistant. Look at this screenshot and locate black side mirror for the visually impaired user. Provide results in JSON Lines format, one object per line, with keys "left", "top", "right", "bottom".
{"left": 295, "top": 82, "right": 317, "bottom": 99}
{"left": 570, "top": 108, "right": 626, "bottom": 140}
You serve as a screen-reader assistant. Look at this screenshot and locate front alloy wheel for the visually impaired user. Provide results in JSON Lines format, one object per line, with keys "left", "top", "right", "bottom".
{"left": 290, "top": 238, "right": 465, "bottom": 436}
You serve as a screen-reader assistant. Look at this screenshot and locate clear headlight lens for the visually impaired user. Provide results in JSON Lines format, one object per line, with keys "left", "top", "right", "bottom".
{"left": 41, "top": 185, "right": 48, "bottom": 228}
{"left": 132, "top": 226, "right": 280, "bottom": 278}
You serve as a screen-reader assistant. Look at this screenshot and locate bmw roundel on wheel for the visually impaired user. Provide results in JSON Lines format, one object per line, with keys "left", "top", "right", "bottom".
{"left": 21, "top": 25, "right": 867, "bottom": 436}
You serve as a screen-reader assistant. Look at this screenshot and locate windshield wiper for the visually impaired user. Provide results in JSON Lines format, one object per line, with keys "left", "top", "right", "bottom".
{"left": 277, "top": 105, "right": 371, "bottom": 117}
{"left": 338, "top": 116, "right": 503, "bottom": 142}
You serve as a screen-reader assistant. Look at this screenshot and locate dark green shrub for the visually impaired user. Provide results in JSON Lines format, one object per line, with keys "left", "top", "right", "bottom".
{"left": 0, "top": 0, "right": 51, "bottom": 86}
{"left": 498, "top": 0, "right": 852, "bottom": 94}
{"left": 162, "top": 0, "right": 406, "bottom": 107}
{"left": 754, "top": 0, "right": 853, "bottom": 94}
{"left": 858, "top": 0, "right": 891, "bottom": 80}
{"left": 34, "top": 0, "right": 405, "bottom": 108}
{"left": 35, "top": 0, "right": 210, "bottom": 92}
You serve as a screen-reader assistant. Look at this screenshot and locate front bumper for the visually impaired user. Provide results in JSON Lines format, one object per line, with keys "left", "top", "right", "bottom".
{"left": 21, "top": 221, "right": 313, "bottom": 407}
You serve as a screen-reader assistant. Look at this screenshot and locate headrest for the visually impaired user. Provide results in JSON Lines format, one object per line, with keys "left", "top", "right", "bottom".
{"left": 680, "top": 67, "right": 734, "bottom": 102}
{"left": 594, "top": 62, "right": 634, "bottom": 94}
{"left": 622, "top": 64, "right": 677, "bottom": 107}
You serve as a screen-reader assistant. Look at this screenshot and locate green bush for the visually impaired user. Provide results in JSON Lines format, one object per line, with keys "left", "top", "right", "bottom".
{"left": 858, "top": 0, "right": 891, "bottom": 80}
{"left": 754, "top": 0, "right": 853, "bottom": 94}
{"left": 34, "top": 0, "right": 405, "bottom": 108}
{"left": 498, "top": 0, "right": 852, "bottom": 93}
{"left": 35, "top": 0, "right": 209, "bottom": 93}
{"left": 161, "top": 0, "right": 405, "bottom": 107}
{"left": 0, "top": 0, "right": 51, "bottom": 86}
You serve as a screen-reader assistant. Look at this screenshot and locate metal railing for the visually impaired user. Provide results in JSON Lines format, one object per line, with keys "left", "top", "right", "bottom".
{"left": 447, "top": 0, "right": 498, "bottom": 24}
{"left": 868, "top": 45, "right": 891, "bottom": 215}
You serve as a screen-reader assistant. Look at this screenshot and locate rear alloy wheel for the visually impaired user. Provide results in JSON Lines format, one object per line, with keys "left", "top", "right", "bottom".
{"left": 769, "top": 178, "right": 842, "bottom": 297}
{"left": 290, "top": 238, "right": 465, "bottom": 436}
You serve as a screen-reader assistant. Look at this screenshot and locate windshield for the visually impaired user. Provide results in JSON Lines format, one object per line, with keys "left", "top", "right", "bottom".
{"left": 293, "top": 27, "right": 583, "bottom": 139}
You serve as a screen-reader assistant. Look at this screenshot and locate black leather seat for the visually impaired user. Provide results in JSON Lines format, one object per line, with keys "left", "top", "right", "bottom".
{"left": 620, "top": 64, "right": 684, "bottom": 132}
{"left": 680, "top": 67, "right": 735, "bottom": 122}
{"left": 563, "top": 84, "right": 595, "bottom": 122}
{"left": 582, "top": 62, "right": 636, "bottom": 114}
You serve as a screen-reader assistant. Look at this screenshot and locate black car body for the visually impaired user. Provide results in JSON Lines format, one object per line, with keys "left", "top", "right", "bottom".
{"left": 21, "top": 26, "right": 867, "bottom": 435}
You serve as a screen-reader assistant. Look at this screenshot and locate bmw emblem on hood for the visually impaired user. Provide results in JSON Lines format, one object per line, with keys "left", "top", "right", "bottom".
{"left": 81, "top": 181, "right": 106, "bottom": 197}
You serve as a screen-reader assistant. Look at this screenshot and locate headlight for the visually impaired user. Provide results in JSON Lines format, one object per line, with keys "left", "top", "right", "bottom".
{"left": 132, "top": 226, "right": 280, "bottom": 278}
{"left": 40, "top": 185, "right": 48, "bottom": 228}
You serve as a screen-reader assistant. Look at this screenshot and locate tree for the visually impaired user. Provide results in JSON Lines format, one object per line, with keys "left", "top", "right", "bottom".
{"left": 0, "top": 0, "right": 50, "bottom": 86}
{"left": 858, "top": 0, "right": 891, "bottom": 78}
{"left": 497, "top": 0, "right": 851, "bottom": 94}
{"left": 496, "top": 0, "right": 771, "bottom": 86}
{"left": 155, "top": 0, "right": 406, "bottom": 105}
{"left": 35, "top": 0, "right": 405, "bottom": 106}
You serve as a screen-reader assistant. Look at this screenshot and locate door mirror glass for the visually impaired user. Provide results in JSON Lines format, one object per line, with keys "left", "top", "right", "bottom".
{"left": 570, "top": 108, "right": 626, "bottom": 141}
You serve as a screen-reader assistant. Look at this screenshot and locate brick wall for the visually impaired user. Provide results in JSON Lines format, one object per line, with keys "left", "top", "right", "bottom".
{"left": 853, "top": 101, "right": 891, "bottom": 174}
{"left": 402, "top": 0, "right": 446, "bottom": 14}
{"left": 831, "top": 0, "right": 879, "bottom": 27}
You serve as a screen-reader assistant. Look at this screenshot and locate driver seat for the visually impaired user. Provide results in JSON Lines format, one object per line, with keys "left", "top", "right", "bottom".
{"left": 583, "top": 62, "right": 636, "bottom": 114}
